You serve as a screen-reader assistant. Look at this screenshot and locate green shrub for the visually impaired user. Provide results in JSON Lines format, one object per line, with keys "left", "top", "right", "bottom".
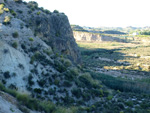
{"left": 17, "top": 94, "right": 30, "bottom": 105}
{"left": 44, "top": 9, "right": 51, "bottom": 14}
{"left": 71, "top": 88, "right": 82, "bottom": 98}
{"left": 54, "top": 60, "right": 66, "bottom": 73}
{"left": 28, "top": 74, "right": 34, "bottom": 86}
{"left": 10, "top": 9, "right": 17, "bottom": 17}
{"left": 12, "top": 42, "right": 18, "bottom": 48}
{"left": 39, "top": 101, "right": 56, "bottom": 113}
{"left": 29, "top": 37, "right": 34, "bottom": 41}
{"left": 69, "top": 67, "right": 79, "bottom": 76}
{"left": 36, "top": 11, "right": 41, "bottom": 15}
{"left": 30, "top": 56, "right": 35, "bottom": 64}
{"left": 0, "top": 10, "right": 4, "bottom": 15}
{"left": 21, "top": 44, "right": 26, "bottom": 50}
{"left": 37, "top": 79, "right": 46, "bottom": 87}
{"left": 43, "top": 49, "right": 52, "bottom": 56}
{"left": 34, "top": 88, "right": 42, "bottom": 94}
{"left": 64, "top": 59, "right": 72, "bottom": 67}
{"left": 0, "top": 82, "right": 5, "bottom": 91}
{"left": 78, "top": 73, "right": 94, "bottom": 89}
{"left": 0, "top": 4, "right": 4, "bottom": 10}
{"left": 3, "top": 8, "right": 9, "bottom": 12}
{"left": 12, "top": 32, "right": 19, "bottom": 38}
{"left": 107, "top": 95, "right": 113, "bottom": 100}
{"left": 53, "top": 10, "right": 59, "bottom": 13}
{"left": 5, "top": 88, "right": 18, "bottom": 97}
{"left": 3, "top": 16, "right": 11, "bottom": 25}
{"left": 54, "top": 79, "right": 60, "bottom": 86}
{"left": 125, "top": 101, "right": 133, "bottom": 107}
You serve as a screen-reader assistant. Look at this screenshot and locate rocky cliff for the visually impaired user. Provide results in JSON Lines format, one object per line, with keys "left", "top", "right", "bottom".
{"left": 4, "top": 0, "right": 81, "bottom": 63}
{"left": 73, "top": 31, "right": 125, "bottom": 42}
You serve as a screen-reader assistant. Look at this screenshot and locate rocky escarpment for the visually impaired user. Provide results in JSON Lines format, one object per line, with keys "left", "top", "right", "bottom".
{"left": 73, "top": 31, "right": 124, "bottom": 42}
{"left": 5, "top": 0, "right": 81, "bottom": 63}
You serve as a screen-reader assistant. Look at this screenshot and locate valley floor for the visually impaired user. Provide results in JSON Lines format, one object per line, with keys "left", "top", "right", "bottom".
{"left": 77, "top": 40, "right": 150, "bottom": 80}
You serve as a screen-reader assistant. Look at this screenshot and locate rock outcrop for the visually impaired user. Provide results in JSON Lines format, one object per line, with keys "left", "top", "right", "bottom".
{"left": 73, "top": 31, "right": 125, "bottom": 42}
{"left": 5, "top": 0, "right": 81, "bottom": 63}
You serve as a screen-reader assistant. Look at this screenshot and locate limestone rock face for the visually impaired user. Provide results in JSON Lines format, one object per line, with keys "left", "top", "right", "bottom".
{"left": 73, "top": 31, "right": 125, "bottom": 42}
{"left": 0, "top": 41, "right": 30, "bottom": 92}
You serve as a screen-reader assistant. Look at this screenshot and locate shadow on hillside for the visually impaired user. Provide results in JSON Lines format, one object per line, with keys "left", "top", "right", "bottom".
{"left": 79, "top": 47, "right": 132, "bottom": 66}
{"left": 79, "top": 46, "right": 150, "bottom": 77}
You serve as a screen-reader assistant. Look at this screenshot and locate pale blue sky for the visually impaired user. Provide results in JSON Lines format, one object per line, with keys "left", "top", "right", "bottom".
{"left": 24, "top": 0, "right": 150, "bottom": 27}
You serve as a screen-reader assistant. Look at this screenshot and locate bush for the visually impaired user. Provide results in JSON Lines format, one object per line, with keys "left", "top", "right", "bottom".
{"left": 54, "top": 79, "right": 60, "bottom": 86}
{"left": 3, "top": 16, "right": 11, "bottom": 25}
{"left": 37, "top": 79, "right": 46, "bottom": 87}
{"left": 36, "top": 11, "right": 41, "bottom": 15}
{"left": 28, "top": 74, "right": 34, "bottom": 86}
{"left": 125, "top": 101, "right": 133, "bottom": 107}
{"left": 29, "top": 37, "right": 34, "bottom": 41}
{"left": 12, "top": 42, "right": 18, "bottom": 48}
{"left": 0, "top": 4, "right": 4, "bottom": 10}
{"left": 21, "top": 44, "right": 26, "bottom": 50}
{"left": 0, "top": 82, "right": 5, "bottom": 91}
{"left": 44, "top": 9, "right": 51, "bottom": 14}
{"left": 71, "top": 88, "right": 82, "bottom": 98}
{"left": 12, "top": 32, "right": 19, "bottom": 38}
{"left": 34, "top": 88, "right": 42, "bottom": 94}
{"left": 3, "top": 8, "right": 9, "bottom": 12}
{"left": 17, "top": 94, "right": 30, "bottom": 105}
{"left": 78, "top": 73, "right": 94, "bottom": 89}
{"left": 3, "top": 71, "right": 10, "bottom": 78}
{"left": 64, "top": 59, "right": 72, "bottom": 67}
{"left": 0, "top": 10, "right": 4, "bottom": 15}
{"left": 107, "top": 95, "right": 113, "bottom": 100}
{"left": 39, "top": 101, "right": 56, "bottom": 113}
{"left": 10, "top": 9, "right": 17, "bottom": 17}
{"left": 53, "top": 10, "right": 59, "bottom": 13}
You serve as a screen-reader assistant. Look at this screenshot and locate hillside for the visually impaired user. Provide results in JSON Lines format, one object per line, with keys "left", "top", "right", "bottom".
{"left": 1, "top": 0, "right": 150, "bottom": 113}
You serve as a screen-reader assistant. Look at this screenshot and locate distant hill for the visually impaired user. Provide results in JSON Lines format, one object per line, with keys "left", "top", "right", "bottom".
{"left": 71, "top": 25, "right": 127, "bottom": 35}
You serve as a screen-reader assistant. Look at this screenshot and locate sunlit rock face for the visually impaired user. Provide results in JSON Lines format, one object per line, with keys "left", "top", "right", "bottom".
{"left": 73, "top": 31, "right": 124, "bottom": 42}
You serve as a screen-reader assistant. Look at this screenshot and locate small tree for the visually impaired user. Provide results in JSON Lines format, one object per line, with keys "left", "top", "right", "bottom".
{"left": 53, "top": 10, "right": 59, "bottom": 13}
{"left": 12, "top": 32, "right": 19, "bottom": 38}
{"left": 12, "top": 42, "right": 18, "bottom": 48}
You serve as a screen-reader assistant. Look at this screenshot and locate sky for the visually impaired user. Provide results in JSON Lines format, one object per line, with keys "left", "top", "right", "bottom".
{"left": 24, "top": 0, "right": 150, "bottom": 28}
